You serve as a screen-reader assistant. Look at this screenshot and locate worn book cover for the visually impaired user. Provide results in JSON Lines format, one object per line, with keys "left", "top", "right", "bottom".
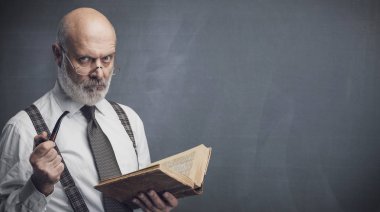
{"left": 95, "top": 144, "right": 212, "bottom": 209}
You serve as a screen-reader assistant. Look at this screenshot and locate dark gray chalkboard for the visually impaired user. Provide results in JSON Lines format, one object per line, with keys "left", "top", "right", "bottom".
{"left": 1, "top": 1, "right": 380, "bottom": 211}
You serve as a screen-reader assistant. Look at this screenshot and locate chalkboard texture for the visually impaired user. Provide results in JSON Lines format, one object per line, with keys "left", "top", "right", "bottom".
{"left": 1, "top": 1, "right": 380, "bottom": 211}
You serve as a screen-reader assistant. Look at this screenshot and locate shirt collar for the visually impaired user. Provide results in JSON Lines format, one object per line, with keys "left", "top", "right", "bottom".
{"left": 94, "top": 97, "right": 108, "bottom": 116}
{"left": 52, "top": 82, "right": 107, "bottom": 118}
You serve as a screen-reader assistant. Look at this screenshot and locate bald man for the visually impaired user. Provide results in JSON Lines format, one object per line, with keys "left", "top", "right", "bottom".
{"left": 0, "top": 8, "right": 178, "bottom": 212}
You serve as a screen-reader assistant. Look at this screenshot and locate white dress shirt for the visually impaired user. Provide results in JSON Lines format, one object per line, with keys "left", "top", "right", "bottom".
{"left": 0, "top": 82, "right": 151, "bottom": 211}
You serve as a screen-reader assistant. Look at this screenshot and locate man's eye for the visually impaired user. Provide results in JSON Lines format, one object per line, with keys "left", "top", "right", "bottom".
{"left": 102, "top": 55, "right": 113, "bottom": 63}
{"left": 79, "top": 57, "right": 91, "bottom": 64}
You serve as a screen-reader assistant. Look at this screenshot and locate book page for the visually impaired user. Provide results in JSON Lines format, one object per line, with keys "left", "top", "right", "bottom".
{"left": 161, "top": 151, "right": 196, "bottom": 178}
{"left": 151, "top": 145, "right": 210, "bottom": 185}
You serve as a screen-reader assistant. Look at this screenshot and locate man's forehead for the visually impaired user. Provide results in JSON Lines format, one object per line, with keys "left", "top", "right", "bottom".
{"left": 60, "top": 7, "right": 117, "bottom": 54}
{"left": 67, "top": 40, "right": 116, "bottom": 57}
{"left": 64, "top": 19, "right": 117, "bottom": 56}
{"left": 65, "top": 20, "right": 116, "bottom": 43}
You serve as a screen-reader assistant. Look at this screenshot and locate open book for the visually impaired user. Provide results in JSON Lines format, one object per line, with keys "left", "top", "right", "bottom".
{"left": 95, "top": 144, "right": 212, "bottom": 209}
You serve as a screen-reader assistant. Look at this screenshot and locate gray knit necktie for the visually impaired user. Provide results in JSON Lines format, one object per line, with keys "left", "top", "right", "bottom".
{"left": 81, "top": 105, "right": 132, "bottom": 212}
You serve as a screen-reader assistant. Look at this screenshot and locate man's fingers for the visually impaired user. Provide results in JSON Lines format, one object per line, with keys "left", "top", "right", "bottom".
{"left": 44, "top": 148, "right": 59, "bottom": 162}
{"left": 56, "top": 162, "right": 65, "bottom": 173}
{"left": 148, "top": 190, "right": 167, "bottom": 210}
{"left": 52, "top": 162, "right": 65, "bottom": 182}
{"left": 137, "top": 192, "right": 155, "bottom": 211}
{"left": 162, "top": 192, "right": 178, "bottom": 208}
{"left": 32, "top": 141, "right": 55, "bottom": 157}
{"left": 134, "top": 191, "right": 178, "bottom": 212}
{"left": 133, "top": 197, "right": 151, "bottom": 212}
{"left": 50, "top": 154, "right": 62, "bottom": 167}
{"left": 37, "top": 131, "right": 48, "bottom": 140}
{"left": 34, "top": 132, "right": 48, "bottom": 147}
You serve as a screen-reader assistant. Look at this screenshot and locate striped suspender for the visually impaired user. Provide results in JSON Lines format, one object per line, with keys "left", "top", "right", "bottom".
{"left": 25, "top": 105, "right": 89, "bottom": 212}
{"left": 108, "top": 100, "right": 139, "bottom": 169}
{"left": 25, "top": 101, "right": 138, "bottom": 211}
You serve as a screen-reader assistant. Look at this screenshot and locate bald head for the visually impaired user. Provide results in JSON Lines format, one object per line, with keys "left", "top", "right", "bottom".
{"left": 57, "top": 8, "right": 116, "bottom": 50}
{"left": 53, "top": 8, "right": 117, "bottom": 105}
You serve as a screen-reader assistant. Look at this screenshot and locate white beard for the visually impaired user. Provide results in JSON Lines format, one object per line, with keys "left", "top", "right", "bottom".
{"left": 57, "top": 62, "right": 112, "bottom": 106}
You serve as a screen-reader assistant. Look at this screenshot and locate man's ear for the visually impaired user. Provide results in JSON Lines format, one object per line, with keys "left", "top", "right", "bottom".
{"left": 52, "top": 43, "right": 63, "bottom": 67}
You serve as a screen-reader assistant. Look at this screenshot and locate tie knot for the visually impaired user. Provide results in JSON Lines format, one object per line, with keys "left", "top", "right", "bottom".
{"left": 81, "top": 105, "right": 96, "bottom": 121}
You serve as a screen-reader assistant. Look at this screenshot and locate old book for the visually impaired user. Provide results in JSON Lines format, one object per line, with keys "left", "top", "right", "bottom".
{"left": 95, "top": 144, "right": 212, "bottom": 209}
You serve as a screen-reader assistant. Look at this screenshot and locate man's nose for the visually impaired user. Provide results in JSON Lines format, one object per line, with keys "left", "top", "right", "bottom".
{"left": 92, "top": 58, "right": 104, "bottom": 78}
{"left": 94, "top": 58, "right": 102, "bottom": 68}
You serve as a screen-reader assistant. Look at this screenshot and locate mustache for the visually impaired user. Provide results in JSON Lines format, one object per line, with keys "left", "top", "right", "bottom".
{"left": 82, "top": 78, "right": 107, "bottom": 87}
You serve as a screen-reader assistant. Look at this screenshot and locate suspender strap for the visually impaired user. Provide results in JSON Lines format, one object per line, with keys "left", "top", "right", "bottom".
{"left": 108, "top": 100, "right": 139, "bottom": 169}
{"left": 25, "top": 102, "right": 139, "bottom": 211}
{"left": 25, "top": 105, "right": 89, "bottom": 212}
{"left": 25, "top": 105, "right": 51, "bottom": 137}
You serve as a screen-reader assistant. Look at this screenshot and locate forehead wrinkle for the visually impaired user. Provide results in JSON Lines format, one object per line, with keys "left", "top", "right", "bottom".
{"left": 68, "top": 42, "right": 116, "bottom": 58}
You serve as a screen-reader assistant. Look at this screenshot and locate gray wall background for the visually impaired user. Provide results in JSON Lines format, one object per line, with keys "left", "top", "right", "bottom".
{"left": 1, "top": 1, "right": 380, "bottom": 211}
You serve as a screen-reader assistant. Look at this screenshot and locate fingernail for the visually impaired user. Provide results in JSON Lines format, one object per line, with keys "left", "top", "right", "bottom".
{"left": 164, "top": 192, "right": 170, "bottom": 198}
{"left": 132, "top": 198, "right": 138, "bottom": 203}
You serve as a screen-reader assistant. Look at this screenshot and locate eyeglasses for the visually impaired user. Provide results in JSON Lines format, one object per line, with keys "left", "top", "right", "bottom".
{"left": 61, "top": 47, "right": 119, "bottom": 76}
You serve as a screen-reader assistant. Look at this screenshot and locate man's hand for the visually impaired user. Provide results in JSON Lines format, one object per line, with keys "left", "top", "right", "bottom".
{"left": 29, "top": 132, "right": 65, "bottom": 196}
{"left": 132, "top": 190, "right": 178, "bottom": 212}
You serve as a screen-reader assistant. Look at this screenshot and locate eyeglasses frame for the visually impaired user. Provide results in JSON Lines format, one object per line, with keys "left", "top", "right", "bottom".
{"left": 59, "top": 45, "right": 118, "bottom": 76}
